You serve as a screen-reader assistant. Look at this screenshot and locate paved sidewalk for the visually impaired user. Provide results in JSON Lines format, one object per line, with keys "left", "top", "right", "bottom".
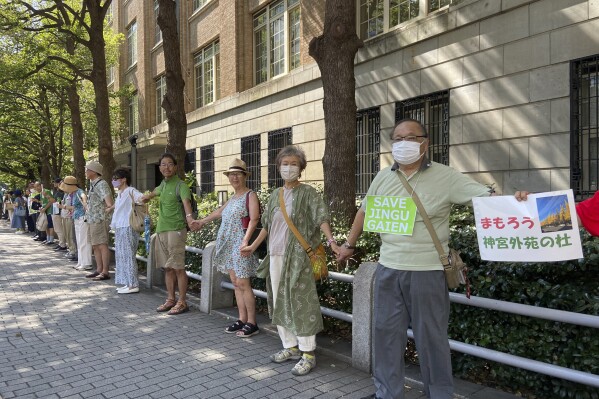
{"left": 0, "top": 220, "right": 519, "bottom": 399}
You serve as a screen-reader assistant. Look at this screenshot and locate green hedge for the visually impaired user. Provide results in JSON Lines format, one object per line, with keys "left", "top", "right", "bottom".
{"left": 146, "top": 185, "right": 599, "bottom": 398}
{"left": 447, "top": 205, "right": 599, "bottom": 399}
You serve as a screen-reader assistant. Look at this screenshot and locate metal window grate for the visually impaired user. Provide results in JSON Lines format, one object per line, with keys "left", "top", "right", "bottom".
{"left": 184, "top": 149, "right": 198, "bottom": 213}
{"left": 395, "top": 91, "right": 450, "bottom": 165}
{"left": 241, "top": 134, "right": 262, "bottom": 191}
{"left": 356, "top": 107, "right": 381, "bottom": 198}
{"left": 571, "top": 55, "right": 599, "bottom": 200}
{"left": 200, "top": 145, "right": 215, "bottom": 194}
{"left": 268, "top": 127, "right": 292, "bottom": 188}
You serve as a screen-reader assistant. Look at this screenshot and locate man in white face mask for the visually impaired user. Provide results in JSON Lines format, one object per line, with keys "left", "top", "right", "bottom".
{"left": 338, "top": 119, "right": 496, "bottom": 399}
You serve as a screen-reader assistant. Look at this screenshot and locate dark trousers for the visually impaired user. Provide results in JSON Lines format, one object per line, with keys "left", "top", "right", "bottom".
{"left": 373, "top": 264, "right": 453, "bottom": 399}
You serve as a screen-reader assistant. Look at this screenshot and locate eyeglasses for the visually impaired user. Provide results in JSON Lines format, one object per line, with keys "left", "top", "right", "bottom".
{"left": 392, "top": 135, "right": 427, "bottom": 143}
{"left": 228, "top": 172, "right": 244, "bottom": 178}
{"left": 160, "top": 163, "right": 175, "bottom": 168}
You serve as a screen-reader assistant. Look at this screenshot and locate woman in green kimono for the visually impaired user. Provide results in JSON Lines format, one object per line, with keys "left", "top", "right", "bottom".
{"left": 241, "top": 145, "right": 339, "bottom": 376}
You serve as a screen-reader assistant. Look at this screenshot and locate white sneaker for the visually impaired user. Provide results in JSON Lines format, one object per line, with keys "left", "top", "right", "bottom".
{"left": 15, "top": 231, "right": 24, "bottom": 235}
{"left": 116, "top": 285, "right": 127, "bottom": 291}
{"left": 76, "top": 265, "right": 92, "bottom": 271}
{"left": 118, "top": 286, "right": 139, "bottom": 294}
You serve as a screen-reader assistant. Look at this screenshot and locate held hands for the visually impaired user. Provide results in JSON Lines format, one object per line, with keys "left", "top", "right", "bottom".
{"left": 336, "top": 244, "right": 354, "bottom": 262}
{"left": 240, "top": 243, "right": 255, "bottom": 258}
{"left": 189, "top": 219, "right": 206, "bottom": 231}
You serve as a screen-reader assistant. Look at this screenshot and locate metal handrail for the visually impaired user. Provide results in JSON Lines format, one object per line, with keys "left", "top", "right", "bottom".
{"left": 109, "top": 234, "right": 599, "bottom": 387}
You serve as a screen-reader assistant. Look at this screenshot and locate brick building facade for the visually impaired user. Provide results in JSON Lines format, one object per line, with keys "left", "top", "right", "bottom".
{"left": 109, "top": 0, "right": 599, "bottom": 200}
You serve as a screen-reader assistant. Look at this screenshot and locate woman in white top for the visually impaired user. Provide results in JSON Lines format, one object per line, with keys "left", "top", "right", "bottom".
{"left": 110, "top": 168, "right": 144, "bottom": 294}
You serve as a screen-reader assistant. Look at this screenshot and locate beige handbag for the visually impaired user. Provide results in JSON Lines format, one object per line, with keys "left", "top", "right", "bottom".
{"left": 278, "top": 189, "right": 328, "bottom": 281}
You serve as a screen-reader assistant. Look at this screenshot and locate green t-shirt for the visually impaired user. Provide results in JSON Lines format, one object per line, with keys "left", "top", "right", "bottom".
{"left": 41, "top": 188, "right": 54, "bottom": 215}
{"left": 155, "top": 176, "right": 191, "bottom": 233}
{"left": 362, "top": 161, "right": 491, "bottom": 271}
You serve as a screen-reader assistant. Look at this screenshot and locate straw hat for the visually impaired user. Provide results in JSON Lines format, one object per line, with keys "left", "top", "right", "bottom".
{"left": 85, "top": 161, "right": 103, "bottom": 176}
{"left": 223, "top": 159, "right": 250, "bottom": 176}
{"left": 59, "top": 176, "right": 79, "bottom": 193}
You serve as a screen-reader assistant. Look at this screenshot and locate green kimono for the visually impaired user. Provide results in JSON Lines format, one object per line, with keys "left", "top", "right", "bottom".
{"left": 257, "top": 184, "right": 329, "bottom": 336}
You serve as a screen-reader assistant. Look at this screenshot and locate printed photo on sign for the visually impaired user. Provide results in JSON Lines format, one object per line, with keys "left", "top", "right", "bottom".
{"left": 536, "top": 194, "right": 573, "bottom": 233}
{"left": 472, "top": 190, "right": 583, "bottom": 262}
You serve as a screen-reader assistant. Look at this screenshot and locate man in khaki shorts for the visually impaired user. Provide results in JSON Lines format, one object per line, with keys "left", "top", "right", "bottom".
{"left": 142, "top": 153, "right": 194, "bottom": 315}
{"left": 84, "top": 161, "right": 114, "bottom": 281}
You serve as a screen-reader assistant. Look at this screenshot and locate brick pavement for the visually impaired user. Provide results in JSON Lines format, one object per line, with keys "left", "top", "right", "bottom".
{"left": 0, "top": 220, "right": 519, "bottom": 399}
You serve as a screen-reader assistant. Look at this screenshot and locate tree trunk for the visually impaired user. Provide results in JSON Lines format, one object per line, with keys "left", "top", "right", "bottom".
{"left": 309, "top": 0, "right": 363, "bottom": 224}
{"left": 85, "top": 0, "right": 115, "bottom": 182}
{"left": 67, "top": 81, "right": 86, "bottom": 186}
{"left": 65, "top": 35, "right": 86, "bottom": 186}
{"left": 158, "top": 0, "right": 188, "bottom": 177}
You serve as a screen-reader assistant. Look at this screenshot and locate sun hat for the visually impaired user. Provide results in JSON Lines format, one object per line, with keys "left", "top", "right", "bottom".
{"left": 59, "top": 176, "right": 79, "bottom": 193}
{"left": 85, "top": 161, "right": 103, "bottom": 176}
{"left": 223, "top": 159, "right": 250, "bottom": 176}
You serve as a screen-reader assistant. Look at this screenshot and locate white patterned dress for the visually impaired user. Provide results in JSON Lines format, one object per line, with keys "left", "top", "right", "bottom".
{"left": 215, "top": 192, "right": 259, "bottom": 278}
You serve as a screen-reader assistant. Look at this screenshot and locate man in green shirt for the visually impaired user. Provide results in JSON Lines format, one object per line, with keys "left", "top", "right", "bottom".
{"left": 338, "top": 119, "right": 494, "bottom": 399}
{"left": 142, "top": 153, "right": 194, "bottom": 315}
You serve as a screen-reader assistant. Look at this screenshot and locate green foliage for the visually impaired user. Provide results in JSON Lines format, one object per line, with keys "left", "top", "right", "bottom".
{"left": 448, "top": 205, "right": 599, "bottom": 398}
{"left": 151, "top": 187, "right": 598, "bottom": 398}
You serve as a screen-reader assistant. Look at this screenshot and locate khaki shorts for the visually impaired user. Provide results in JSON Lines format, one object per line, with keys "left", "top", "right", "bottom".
{"left": 88, "top": 221, "right": 109, "bottom": 246}
{"left": 155, "top": 229, "right": 187, "bottom": 270}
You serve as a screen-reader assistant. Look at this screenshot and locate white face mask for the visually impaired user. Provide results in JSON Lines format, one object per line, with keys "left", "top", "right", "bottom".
{"left": 392, "top": 141, "right": 424, "bottom": 165}
{"left": 280, "top": 165, "right": 300, "bottom": 182}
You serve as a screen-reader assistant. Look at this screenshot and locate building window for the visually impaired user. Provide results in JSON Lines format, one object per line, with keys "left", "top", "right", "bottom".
{"left": 127, "top": 21, "right": 137, "bottom": 67}
{"left": 184, "top": 149, "right": 198, "bottom": 212}
{"left": 268, "top": 127, "right": 293, "bottom": 187}
{"left": 155, "top": 75, "right": 167, "bottom": 124}
{"left": 253, "top": 0, "right": 301, "bottom": 85}
{"left": 107, "top": 65, "right": 115, "bottom": 86}
{"left": 357, "top": 0, "right": 465, "bottom": 40}
{"left": 241, "top": 135, "right": 262, "bottom": 191}
{"left": 395, "top": 91, "right": 450, "bottom": 165}
{"left": 193, "top": 0, "right": 211, "bottom": 12}
{"left": 154, "top": 0, "right": 162, "bottom": 45}
{"left": 194, "top": 41, "right": 220, "bottom": 109}
{"left": 571, "top": 55, "right": 599, "bottom": 199}
{"left": 106, "top": 2, "right": 113, "bottom": 25}
{"left": 356, "top": 108, "right": 381, "bottom": 198}
{"left": 127, "top": 93, "right": 138, "bottom": 135}
{"left": 200, "top": 145, "right": 215, "bottom": 194}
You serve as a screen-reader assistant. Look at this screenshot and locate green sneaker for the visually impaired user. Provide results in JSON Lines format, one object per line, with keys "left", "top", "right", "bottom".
{"left": 269, "top": 347, "right": 301, "bottom": 363}
{"left": 291, "top": 354, "right": 316, "bottom": 376}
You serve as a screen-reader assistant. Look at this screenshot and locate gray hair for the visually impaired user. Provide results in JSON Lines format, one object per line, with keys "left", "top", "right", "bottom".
{"left": 389, "top": 118, "right": 428, "bottom": 140}
{"left": 276, "top": 145, "right": 307, "bottom": 171}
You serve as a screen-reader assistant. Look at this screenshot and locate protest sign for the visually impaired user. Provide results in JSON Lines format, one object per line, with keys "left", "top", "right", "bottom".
{"left": 363, "top": 195, "right": 417, "bottom": 235}
{"left": 472, "top": 190, "right": 583, "bottom": 262}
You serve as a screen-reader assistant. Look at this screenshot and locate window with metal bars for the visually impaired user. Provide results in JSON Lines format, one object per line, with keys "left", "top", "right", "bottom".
{"left": 200, "top": 145, "right": 215, "bottom": 194}
{"left": 395, "top": 91, "right": 450, "bottom": 165}
{"left": 571, "top": 55, "right": 599, "bottom": 200}
{"left": 241, "top": 135, "right": 262, "bottom": 191}
{"left": 184, "top": 149, "right": 198, "bottom": 213}
{"left": 356, "top": 107, "right": 381, "bottom": 198}
{"left": 268, "top": 128, "right": 293, "bottom": 187}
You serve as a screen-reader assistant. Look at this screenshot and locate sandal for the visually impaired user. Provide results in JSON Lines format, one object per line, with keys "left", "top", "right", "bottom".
{"left": 167, "top": 301, "right": 189, "bottom": 315}
{"left": 225, "top": 320, "right": 245, "bottom": 334}
{"left": 236, "top": 322, "right": 259, "bottom": 338}
{"left": 156, "top": 299, "right": 176, "bottom": 312}
{"left": 91, "top": 273, "right": 110, "bottom": 281}
{"left": 85, "top": 271, "right": 100, "bottom": 278}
